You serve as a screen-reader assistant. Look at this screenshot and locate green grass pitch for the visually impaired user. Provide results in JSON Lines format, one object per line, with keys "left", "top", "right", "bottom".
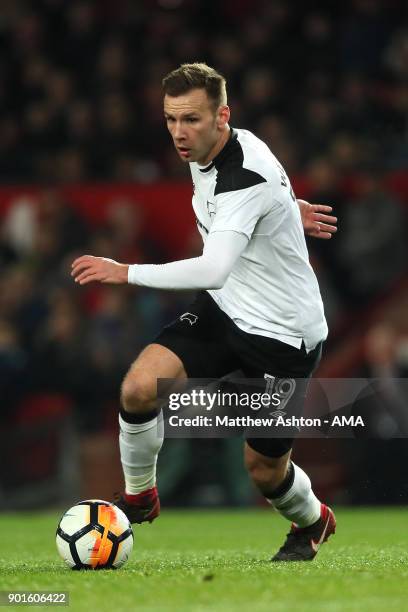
{"left": 1, "top": 508, "right": 408, "bottom": 611}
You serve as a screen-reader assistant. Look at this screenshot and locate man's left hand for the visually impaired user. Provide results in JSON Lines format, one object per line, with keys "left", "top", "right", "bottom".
{"left": 298, "top": 199, "right": 338, "bottom": 239}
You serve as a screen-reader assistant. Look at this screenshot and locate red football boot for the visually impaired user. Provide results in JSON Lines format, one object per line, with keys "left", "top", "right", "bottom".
{"left": 272, "top": 504, "right": 336, "bottom": 561}
{"left": 113, "top": 486, "right": 160, "bottom": 524}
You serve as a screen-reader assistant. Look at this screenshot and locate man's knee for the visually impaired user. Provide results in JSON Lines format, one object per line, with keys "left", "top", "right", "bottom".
{"left": 244, "top": 445, "right": 291, "bottom": 491}
{"left": 120, "top": 371, "right": 158, "bottom": 414}
{"left": 120, "top": 343, "right": 187, "bottom": 415}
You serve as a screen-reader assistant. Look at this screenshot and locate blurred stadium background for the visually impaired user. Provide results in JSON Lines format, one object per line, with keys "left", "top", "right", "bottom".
{"left": 0, "top": 0, "right": 407, "bottom": 512}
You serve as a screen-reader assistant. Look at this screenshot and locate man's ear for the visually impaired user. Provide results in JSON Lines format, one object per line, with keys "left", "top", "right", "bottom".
{"left": 217, "top": 105, "right": 230, "bottom": 129}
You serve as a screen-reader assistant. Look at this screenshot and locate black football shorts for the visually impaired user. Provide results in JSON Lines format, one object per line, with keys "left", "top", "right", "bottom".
{"left": 154, "top": 291, "right": 322, "bottom": 458}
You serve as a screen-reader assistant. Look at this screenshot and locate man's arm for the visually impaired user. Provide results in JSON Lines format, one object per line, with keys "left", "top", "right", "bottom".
{"left": 298, "top": 199, "right": 337, "bottom": 239}
{"left": 71, "top": 230, "right": 248, "bottom": 288}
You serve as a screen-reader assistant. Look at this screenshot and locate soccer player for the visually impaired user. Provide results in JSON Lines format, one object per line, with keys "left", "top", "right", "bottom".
{"left": 72, "top": 63, "right": 337, "bottom": 561}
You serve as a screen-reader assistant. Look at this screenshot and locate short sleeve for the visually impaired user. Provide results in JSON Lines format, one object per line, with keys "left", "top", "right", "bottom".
{"left": 210, "top": 183, "right": 268, "bottom": 239}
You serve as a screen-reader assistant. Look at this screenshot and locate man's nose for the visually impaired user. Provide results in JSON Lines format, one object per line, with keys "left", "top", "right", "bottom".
{"left": 174, "top": 122, "right": 185, "bottom": 140}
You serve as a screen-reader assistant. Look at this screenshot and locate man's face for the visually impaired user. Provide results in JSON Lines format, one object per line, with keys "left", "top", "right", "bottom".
{"left": 164, "top": 89, "right": 228, "bottom": 165}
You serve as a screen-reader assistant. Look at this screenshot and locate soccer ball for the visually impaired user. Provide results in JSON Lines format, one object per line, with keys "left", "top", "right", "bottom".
{"left": 56, "top": 499, "right": 133, "bottom": 569}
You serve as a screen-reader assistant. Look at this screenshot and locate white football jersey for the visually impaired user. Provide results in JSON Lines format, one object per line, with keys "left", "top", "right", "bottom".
{"left": 189, "top": 128, "right": 328, "bottom": 351}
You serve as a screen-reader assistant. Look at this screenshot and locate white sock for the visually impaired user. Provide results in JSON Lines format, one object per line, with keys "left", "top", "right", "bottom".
{"left": 119, "top": 412, "right": 164, "bottom": 495}
{"left": 267, "top": 462, "right": 321, "bottom": 527}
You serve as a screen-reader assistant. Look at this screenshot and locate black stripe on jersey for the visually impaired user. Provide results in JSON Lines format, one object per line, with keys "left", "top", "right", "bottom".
{"left": 211, "top": 129, "right": 267, "bottom": 195}
{"left": 199, "top": 161, "right": 215, "bottom": 173}
{"left": 196, "top": 217, "right": 209, "bottom": 234}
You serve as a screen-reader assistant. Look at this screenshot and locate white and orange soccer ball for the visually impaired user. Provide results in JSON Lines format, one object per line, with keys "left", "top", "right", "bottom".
{"left": 56, "top": 499, "right": 133, "bottom": 569}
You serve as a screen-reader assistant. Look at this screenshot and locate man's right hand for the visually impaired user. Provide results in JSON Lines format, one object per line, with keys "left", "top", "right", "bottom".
{"left": 71, "top": 255, "right": 129, "bottom": 285}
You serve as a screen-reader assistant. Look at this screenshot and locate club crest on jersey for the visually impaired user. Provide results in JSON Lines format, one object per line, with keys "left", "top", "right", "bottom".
{"left": 206, "top": 201, "right": 216, "bottom": 217}
{"left": 180, "top": 312, "right": 198, "bottom": 325}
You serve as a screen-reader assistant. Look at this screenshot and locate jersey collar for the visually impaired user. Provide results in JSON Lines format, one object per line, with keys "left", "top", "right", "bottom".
{"left": 198, "top": 127, "right": 237, "bottom": 173}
